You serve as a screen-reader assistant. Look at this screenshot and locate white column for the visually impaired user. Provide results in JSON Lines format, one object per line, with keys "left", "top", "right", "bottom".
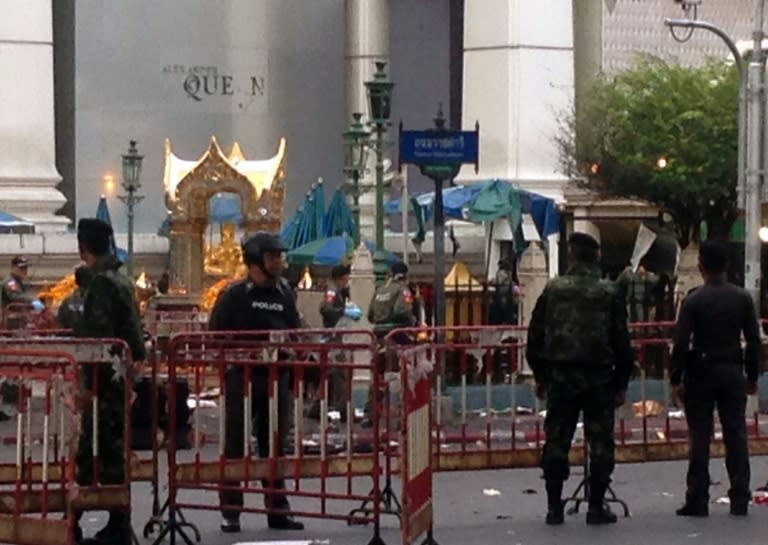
{"left": 345, "top": 0, "right": 389, "bottom": 242}
{"left": 459, "top": 0, "right": 574, "bottom": 201}
{"left": 0, "top": 0, "right": 68, "bottom": 232}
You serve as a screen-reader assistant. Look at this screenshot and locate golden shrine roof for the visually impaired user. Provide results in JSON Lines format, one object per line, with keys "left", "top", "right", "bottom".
{"left": 163, "top": 136, "right": 286, "bottom": 201}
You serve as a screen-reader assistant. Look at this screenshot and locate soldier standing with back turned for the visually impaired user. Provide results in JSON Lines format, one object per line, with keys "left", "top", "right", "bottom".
{"left": 526, "top": 232, "right": 633, "bottom": 526}
{"left": 75, "top": 218, "right": 146, "bottom": 545}
{"left": 671, "top": 240, "right": 760, "bottom": 517}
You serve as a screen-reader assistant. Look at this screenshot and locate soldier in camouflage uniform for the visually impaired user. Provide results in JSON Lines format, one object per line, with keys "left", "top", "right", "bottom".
{"left": 57, "top": 265, "right": 93, "bottom": 330}
{"left": 367, "top": 261, "right": 415, "bottom": 339}
{"left": 1, "top": 256, "right": 35, "bottom": 329}
{"left": 526, "top": 233, "right": 633, "bottom": 526}
{"left": 363, "top": 262, "right": 415, "bottom": 425}
{"left": 75, "top": 218, "right": 146, "bottom": 545}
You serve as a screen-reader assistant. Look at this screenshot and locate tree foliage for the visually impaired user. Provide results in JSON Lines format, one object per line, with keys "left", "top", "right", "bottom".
{"left": 558, "top": 57, "right": 739, "bottom": 247}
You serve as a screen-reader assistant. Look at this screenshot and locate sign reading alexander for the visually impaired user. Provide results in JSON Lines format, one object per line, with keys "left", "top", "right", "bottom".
{"left": 158, "top": 50, "right": 268, "bottom": 114}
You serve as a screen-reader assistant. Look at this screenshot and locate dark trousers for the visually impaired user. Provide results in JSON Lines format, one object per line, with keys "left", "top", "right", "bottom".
{"left": 683, "top": 364, "right": 750, "bottom": 506}
{"left": 541, "top": 366, "right": 615, "bottom": 487}
{"left": 220, "top": 367, "right": 292, "bottom": 520}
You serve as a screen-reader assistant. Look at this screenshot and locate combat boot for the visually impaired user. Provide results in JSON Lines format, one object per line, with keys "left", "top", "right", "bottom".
{"left": 545, "top": 480, "right": 565, "bottom": 525}
{"left": 586, "top": 481, "right": 617, "bottom": 525}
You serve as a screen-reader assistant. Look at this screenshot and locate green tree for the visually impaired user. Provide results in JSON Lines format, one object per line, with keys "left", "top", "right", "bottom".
{"left": 558, "top": 57, "right": 739, "bottom": 247}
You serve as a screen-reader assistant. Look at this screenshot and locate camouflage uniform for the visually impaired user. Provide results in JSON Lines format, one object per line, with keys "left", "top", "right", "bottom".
{"left": 526, "top": 262, "right": 633, "bottom": 515}
{"left": 1, "top": 274, "right": 33, "bottom": 329}
{"left": 57, "top": 266, "right": 94, "bottom": 331}
{"left": 367, "top": 278, "right": 415, "bottom": 340}
{"left": 319, "top": 284, "right": 350, "bottom": 413}
{"left": 75, "top": 254, "right": 146, "bottom": 486}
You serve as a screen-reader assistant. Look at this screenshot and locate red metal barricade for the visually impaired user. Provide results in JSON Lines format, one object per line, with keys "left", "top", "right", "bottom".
{"left": 152, "top": 329, "right": 388, "bottom": 545}
{"left": 0, "top": 338, "right": 136, "bottom": 544}
{"left": 0, "top": 349, "right": 77, "bottom": 545}
{"left": 383, "top": 324, "right": 768, "bottom": 474}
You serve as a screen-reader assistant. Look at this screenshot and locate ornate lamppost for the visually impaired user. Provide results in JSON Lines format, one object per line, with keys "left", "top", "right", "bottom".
{"left": 342, "top": 112, "right": 371, "bottom": 247}
{"left": 119, "top": 140, "right": 144, "bottom": 279}
{"left": 364, "top": 61, "right": 395, "bottom": 285}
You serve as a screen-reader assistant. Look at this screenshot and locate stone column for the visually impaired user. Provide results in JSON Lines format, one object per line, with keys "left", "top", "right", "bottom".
{"left": 673, "top": 244, "right": 702, "bottom": 316}
{"left": 345, "top": 0, "right": 389, "bottom": 242}
{"left": 459, "top": 0, "right": 574, "bottom": 203}
{"left": 518, "top": 242, "right": 549, "bottom": 328}
{"left": 0, "top": 0, "right": 68, "bottom": 232}
{"left": 518, "top": 242, "right": 549, "bottom": 375}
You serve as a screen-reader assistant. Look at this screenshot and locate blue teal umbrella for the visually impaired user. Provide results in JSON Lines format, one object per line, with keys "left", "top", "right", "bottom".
{"left": 323, "top": 189, "right": 355, "bottom": 237}
{"left": 95, "top": 196, "right": 127, "bottom": 262}
{"left": 312, "top": 182, "right": 326, "bottom": 239}
{"left": 287, "top": 234, "right": 400, "bottom": 266}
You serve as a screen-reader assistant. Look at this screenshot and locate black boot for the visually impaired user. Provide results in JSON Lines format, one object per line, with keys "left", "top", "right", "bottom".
{"left": 545, "top": 480, "right": 564, "bottom": 525}
{"left": 676, "top": 495, "right": 708, "bottom": 517}
{"left": 267, "top": 515, "right": 304, "bottom": 530}
{"left": 586, "top": 481, "right": 617, "bottom": 525}
{"left": 84, "top": 510, "right": 130, "bottom": 545}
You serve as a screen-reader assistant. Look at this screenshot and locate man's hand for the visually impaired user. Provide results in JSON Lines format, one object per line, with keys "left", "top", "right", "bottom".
{"left": 672, "top": 384, "right": 684, "bottom": 405}
{"left": 614, "top": 389, "right": 627, "bottom": 407}
{"left": 535, "top": 382, "right": 547, "bottom": 401}
{"left": 746, "top": 381, "right": 758, "bottom": 396}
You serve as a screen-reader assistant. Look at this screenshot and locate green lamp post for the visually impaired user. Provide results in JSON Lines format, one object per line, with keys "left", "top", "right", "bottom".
{"left": 118, "top": 140, "right": 144, "bottom": 280}
{"left": 342, "top": 112, "right": 370, "bottom": 247}
{"left": 364, "top": 61, "right": 395, "bottom": 285}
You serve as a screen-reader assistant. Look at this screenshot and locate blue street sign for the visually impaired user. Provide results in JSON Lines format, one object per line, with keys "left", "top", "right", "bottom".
{"left": 400, "top": 130, "right": 479, "bottom": 166}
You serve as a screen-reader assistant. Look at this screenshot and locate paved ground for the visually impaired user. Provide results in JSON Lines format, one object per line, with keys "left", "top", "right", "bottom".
{"left": 75, "top": 457, "right": 768, "bottom": 545}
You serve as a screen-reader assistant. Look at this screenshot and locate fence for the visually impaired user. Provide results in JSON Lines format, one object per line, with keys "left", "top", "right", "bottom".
{"left": 0, "top": 338, "right": 135, "bottom": 545}
{"left": 152, "top": 328, "right": 395, "bottom": 545}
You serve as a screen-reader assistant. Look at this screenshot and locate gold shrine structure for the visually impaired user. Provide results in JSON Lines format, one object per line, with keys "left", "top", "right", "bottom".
{"left": 164, "top": 136, "right": 287, "bottom": 294}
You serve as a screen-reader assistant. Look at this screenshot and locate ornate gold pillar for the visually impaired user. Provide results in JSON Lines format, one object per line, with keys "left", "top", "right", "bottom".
{"left": 169, "top": 219, "right": 206, "bottom": 295}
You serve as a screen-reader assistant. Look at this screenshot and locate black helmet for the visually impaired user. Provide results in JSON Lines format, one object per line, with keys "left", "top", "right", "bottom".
{"left": 241, "top": 231, "right": 288, "bottom": 267}
{"left": 331, "top": 264, "right": 351, "bottom": 280}
{"left": 390, "top": 261, "right": 408, "bottom": 278}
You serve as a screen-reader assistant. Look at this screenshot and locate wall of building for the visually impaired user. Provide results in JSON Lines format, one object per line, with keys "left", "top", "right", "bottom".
{"left": 74, "top": 0, "right": 346, "bottom": 234}
{"left": 72, "top": 1, "right": 452, "bottom": 235}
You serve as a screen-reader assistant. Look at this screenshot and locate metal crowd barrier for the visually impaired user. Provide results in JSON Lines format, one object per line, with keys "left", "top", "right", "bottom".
{"left": 381, "top": 324, "right": 768, "bottom": 475}
{"left": 0, "top": 338, "right": 136, "bottom": 545}
{"left": 152, "top": 328, "right": 398, "bottom": 545}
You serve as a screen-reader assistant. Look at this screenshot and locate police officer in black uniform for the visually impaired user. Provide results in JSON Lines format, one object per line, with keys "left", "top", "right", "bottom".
{"left": 671, "top": 240, "right": 761, "bottom": 517}
{"left": 209, "top": 231, "right": 304, "bottom": 533}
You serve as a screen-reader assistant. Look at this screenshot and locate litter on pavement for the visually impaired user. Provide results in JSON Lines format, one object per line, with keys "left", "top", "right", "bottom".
{"left": 483, "top": 488, "right": 502, "bottom": 496}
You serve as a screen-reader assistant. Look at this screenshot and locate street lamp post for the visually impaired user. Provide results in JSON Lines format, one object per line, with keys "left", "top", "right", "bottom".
{"left": 365, "top": 62, "right": 395, "bottom": 285}
{"left": 342, "top": 112, "right": 371, "bottom": 247}
{"left": 118, "top": 140, "right": 144, "bottom": 280}
{"left": 666, "top": 0, "right": 764, "bottom": 310}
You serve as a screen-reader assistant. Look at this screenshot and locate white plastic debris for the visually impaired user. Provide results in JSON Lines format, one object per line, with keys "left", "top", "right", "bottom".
{"left": 714, "top": 496, "right": 730, "bottom": 504}
{"left": 668, "top": 409, "right": 685, "bottom": 420}
{"left": 186, "top": 398, "right": 217, "bottom": 409}
{"left": 483, "top": 488, "right": 502, "bottom": 496}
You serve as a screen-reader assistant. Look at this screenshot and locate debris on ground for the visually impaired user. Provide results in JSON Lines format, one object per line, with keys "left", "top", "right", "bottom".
{"left": 668, "top": 409, "right": 685, "bottom": 419}
{"left": 753, "top": 491, "right": 768, "bottom": 505}
{"left": 522, "top": 488, "right": 537, "bottom": 495}
{"left": 483, "top": 488, "right": 502, "bottom": 496}
{"left": 714, "top": 496, "right": 730, "bottom": 504}
{"left": 632, "top": 400, "right": 664, "bottom": 417}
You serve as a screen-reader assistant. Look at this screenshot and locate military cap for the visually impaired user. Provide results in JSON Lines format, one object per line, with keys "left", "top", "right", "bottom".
{"left": 568, "top": 232, "right": 600, "bottom": 251}
{"left": 77, "top": 218, "right": 114, "bottom": 239}
{"left": 331, "top": 264, "right": 351, "bottom": 279}
{"left": 391, "top": 261, "right": 408, "bottom": 277}
{"left": 10, "top": 256, "right": 28, "bottom": 268}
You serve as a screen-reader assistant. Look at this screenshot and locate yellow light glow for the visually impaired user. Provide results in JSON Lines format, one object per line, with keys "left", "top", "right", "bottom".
{"left": 103, "top": 173, "right": 115, "bottom": 194}
{"left": 298, "top": 267, "right": 313, "bottom": 290}
{"left": 759, "top": 226, "right": 768, "bottom": 243}
{"left": 656, "top": 157, "right": 668, "bottom": 169}
{"left": 589, "top": 163, "right": 599, "bottom": 175}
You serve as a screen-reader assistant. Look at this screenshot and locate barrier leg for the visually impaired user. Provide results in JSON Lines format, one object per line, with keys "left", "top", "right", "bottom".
{"left": 563, "top": 444, "right": 629, "bottom": 517}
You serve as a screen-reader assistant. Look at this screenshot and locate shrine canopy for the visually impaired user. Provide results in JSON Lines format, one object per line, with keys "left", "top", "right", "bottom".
{"left": 385, "top": 179, "right": 560, "bottom": 240}
{"left": 163, "top": 138, "right": 286, "bottom": 204}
